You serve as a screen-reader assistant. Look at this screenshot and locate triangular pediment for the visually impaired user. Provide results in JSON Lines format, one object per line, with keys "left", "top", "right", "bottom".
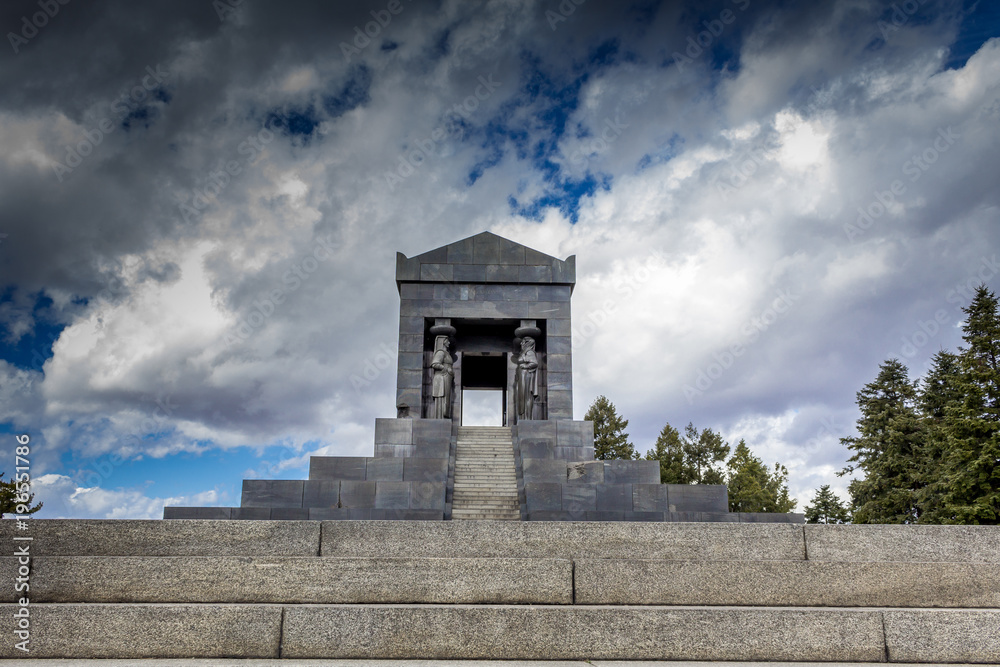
{"left": 396, "top": 231, "right": 575, "bottom": 289}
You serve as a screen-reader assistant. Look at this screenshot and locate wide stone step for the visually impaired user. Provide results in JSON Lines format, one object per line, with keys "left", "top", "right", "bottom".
{"left": 7, "top": 603, "right": 997, "bottom": 661}
{"left": 4, "top": 557, "right": 569, "bottom": 604}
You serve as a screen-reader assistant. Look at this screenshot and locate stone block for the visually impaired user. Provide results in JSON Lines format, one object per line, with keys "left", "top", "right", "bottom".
{"left": 309, "top": 456, "right": 367, "bottom": 480}
{"left": 666, "top": 484, "right": 728, "bottom": 513}
{"left": 0, "top": 520, "right": 320, "bottom": 556}
{"left": 547, "top": 353, "right": 572, "bottom": 372}
{"left": 399, "top": 283, "right": 434, "bottom": 299}
{"left": 547, "top": 317, "right": 572, "bottom": 335}
{"left": 525, "top": 482, "right": 562, "bottom": 511}
{"left": 523, "top": 247, "right": 551, "bottom": 265}
{"left": 374, "top": 444, "right": 415, "bottom": 458}
{"left": 884, "top": 610, "right": 1000, "bottom": 663}
{"left": 397, "top": 368, "right": 422, "bottom": 389}
{"left": 586, "top": 510, "right": 626, "bottom": 521}
{"left": 624, "top": 511, "right": 665, "bottom": 521}
{"left": 454, "top": 264, "right": 486, "bottom": 281}
{"left": 371, "top": 509, "right": 444, "bottom": 520}
{"left": 397, "top": 351, "right": 423, "bottom": 372}
{"left": 308, "top": 508, "right": 352, "bottom": 520}
{"left": 518, "top": 420, "right": 558, "bottom": 440}
{"left": 486, "top": 264, "right": 519, "bottom": 282}
{"left": 398, "top": 315, "right": 425, "bottom": 335}
{"left": 396, "top": 252, "right": 419, "bottom": 281}
{"left": 0, "top": 603, "right": 282, "bottom": 659}
{"left": 548, "top": 335, "right": 572, "bottom": 354}
{"left": 398, "top": 333, "right": 423, "bottom": 352}
{"left": 403, "top": 457, "right": 449, "bottom": 482}
{"left": 740, "top": 512, "right": 804, "bottom": 523}
{"left": 321, "top": 521, "right": 806, "bottom": 560}
{"left": 270, "top": 508, "right": 309, "bottom": 520}
{"left": 566, "top": 460, "right": 604, "bottom": 483}
{"left": 506, "top": 284, "right": 538, "bottom": 301}
{"left": 805, "top": 524, "right": 1000, "bottom": 562}
{"left": 554, "top": 446, "right": 594, "bottom": 460}
{"left": 519, "top": 265, "right": 553, "bottom": 282}
{"left": 302, "top": 480, "right": 340, "bottom": 508}
{"left": 241, "top": 480, "right": 304, "bottom": 508}
{"left": 499, "top": 237, "right": 525, "bottom": 264}
{"left": 561, "top": 485, "right": 597, "bottom": 512}
{"left": 374, "top": 481, "right": 410, "bottom": 509}
{"left": 414, "top": 440, "right": 450, "bottom": 458}
{"left": 413, "top": 418, "right": 452, "bottom": 443}
{"left": 366, "top": 457, "right": 404, "bottom": 481}
{"left": 520, "top": 439, "right": 555, "bottom": 458}
{"left": 283, "top": 605, "right": 885, "bottom": 660}
{"left": 410, "top": 481, "right": 446, "bottom": 510}
{"left": 596, "top": 484, "right": 633, "bottom": 512}
{"left": 339, "top": 480, "right": 376, "bottom": 508}
{"left": 162, "top": 506, "right": 232, "bottom": 519}
{"left": 395, "top": 388, "right": 421, "bottom": 414}
{"left": 557, "top": 419, "right": 593, "bottom": 446}
{"left": 522, "top": 458, "right": 567, "bottom": 482}
{"left": 420, "top": 263, "right": 453, "bottom": 281}
{"left": 528, "top": 510, "right": 577, "bottom": 520}
{"left": 447, "top": 236, "right": 475, "bottom": 263}
{"left": 547, "top": 371, "right": 572, "bottom": 391}
{"left": 552, "top": 255, "right": 576, "bottom": 283}
{"left": 537, "top": 285, "right": 571, "bottom": 302}
{"left": 575, "top": 560, "right": 1000, "bottom": 607}
{"left": 633, "top": 484, "right": 668, "bottom": 512}
{"left": 231, "top": 507, "right": 270, "bottom": 520}
{"left": 473, "top": 233, "right": 501, "bottom": 264}
{"left": 375, "top": 417, "right": 414, "bottom": 445}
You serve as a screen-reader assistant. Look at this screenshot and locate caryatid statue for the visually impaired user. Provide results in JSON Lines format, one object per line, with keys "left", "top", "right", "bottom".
{"left": 430, "top": 335, "right": 454, "bottom": 419}
{"left": 514, "top": 335, "right": 538, "bottom": 421}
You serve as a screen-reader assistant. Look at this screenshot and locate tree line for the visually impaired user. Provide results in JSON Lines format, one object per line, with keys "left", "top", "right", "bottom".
{"left": 583, "top": 395, "right": 797, "bottom": 514}
{"left": 583, "top": 285, "right": 1000, "bottom": 525}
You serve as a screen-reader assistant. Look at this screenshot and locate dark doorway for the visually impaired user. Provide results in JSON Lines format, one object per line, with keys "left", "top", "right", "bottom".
{"left": 461, "top": 353, "right": 508, "bottom": 426}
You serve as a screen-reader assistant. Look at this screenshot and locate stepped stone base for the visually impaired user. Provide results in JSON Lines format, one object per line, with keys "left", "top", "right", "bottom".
{"left": 2, "top": 520, "right": 999, "bottom": 662}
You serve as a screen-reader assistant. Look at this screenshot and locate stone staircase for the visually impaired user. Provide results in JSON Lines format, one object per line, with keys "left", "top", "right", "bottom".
{"left": 2, "top": 520, "right": 999, "bottom": 662}
{"left": 451, "top": 426, "right": 521, "bottom": 520}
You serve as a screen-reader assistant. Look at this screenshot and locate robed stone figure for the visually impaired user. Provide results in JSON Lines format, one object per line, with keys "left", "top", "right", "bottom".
{"left": 514, "top": 336, "right": 538, "bottom": 421}
{"left": 430, "top": 336, "right": 454, "bottom": 419}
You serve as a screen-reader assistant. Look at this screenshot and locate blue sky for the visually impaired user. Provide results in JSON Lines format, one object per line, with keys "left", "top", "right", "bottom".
{"left": 1, "top": 0, "right": 999, "bottom": 517}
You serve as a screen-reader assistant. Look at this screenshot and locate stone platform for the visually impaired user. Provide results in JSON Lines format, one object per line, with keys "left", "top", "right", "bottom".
{"left": 3, "top": 520, "right": 999, "bottom": 661}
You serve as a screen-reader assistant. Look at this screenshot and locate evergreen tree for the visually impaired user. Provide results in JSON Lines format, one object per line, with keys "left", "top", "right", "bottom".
{"left": 839, "top": 359, "right": 927, "bottom": 523}
{"left": 938, "top": 286, "right": 1000, "bottom": 524}
{"left": 804, "top": 485, "right": 850, "bottom": 524}
{"left": 584, "top": 395, "right": 638, "bottom": 460}
{"left": 914, "top": 350, "right": 963, "bottom": 522}
{"left": 682, "top": 422, "right": 730, "bottom": 485}
{"left": 644, "top": 422, "right": 689, "bottom": 483}
{"left": 0, "top": 473, "right": 42, "bottom": 517}
{"left": 726, "top": 439, "right": 796, "bottom": 513}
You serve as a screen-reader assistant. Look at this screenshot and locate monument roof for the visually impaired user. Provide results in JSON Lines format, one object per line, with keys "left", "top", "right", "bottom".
{"left": 396, "top": 231, "right": 575, "bottom": 291}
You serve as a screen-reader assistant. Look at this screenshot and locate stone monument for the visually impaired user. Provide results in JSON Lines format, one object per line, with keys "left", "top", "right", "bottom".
{"left": 166, "top": 231, "right": 802, "bottom": 522}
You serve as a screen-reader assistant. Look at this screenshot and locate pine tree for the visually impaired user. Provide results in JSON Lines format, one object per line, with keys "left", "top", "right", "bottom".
{"left": 914, "top": 350, "right": 962, "bottom": 522}
{"left": 682, "top": 422, "right": 730, "bottom": 485}
{"left": 644, "top": 422, "right": 690, "bottom": 483}
{"left": 726, "top": 439, "right": 796, "bottom": 513}
{"left": 0, "top": 473, "right": 43, "bottom": 517}
{"left": 804, "top": 485, "right": 850, "bottom": 524}
{"left": 584, "top": 395, "right": 638, "bottom": 460}
{"left": 938, "top": 286, "right": 1000, "bottom": 524}
{"left": 839, "top": 359, "right": 926, "bottom": 523}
